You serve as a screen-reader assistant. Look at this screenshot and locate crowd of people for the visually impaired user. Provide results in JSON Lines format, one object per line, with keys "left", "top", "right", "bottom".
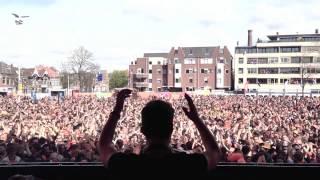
{"left": 0, "top": 93, "right": 320, "bottom": 164}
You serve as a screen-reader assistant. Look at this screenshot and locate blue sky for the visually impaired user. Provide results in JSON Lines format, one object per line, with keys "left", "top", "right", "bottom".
{"left": 0, "top": 0, "right": 319, "bottom": 72}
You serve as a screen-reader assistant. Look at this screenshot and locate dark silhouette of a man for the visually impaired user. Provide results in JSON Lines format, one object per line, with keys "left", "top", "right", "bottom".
{"left": 99, "top": 89, "right": 219, "bottom": 179}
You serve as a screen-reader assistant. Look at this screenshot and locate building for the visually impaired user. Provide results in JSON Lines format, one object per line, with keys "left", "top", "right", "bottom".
{"left": 21, "top": 65, "right": 61, "bottom": 93}
{"left": 0, "top": 62, "right": 18, "bottom": 93}
{"left": 234, "top": 30, "right": 320, "bottom": 93}
{"left": 129, "top": 46, "right": 233, "bottom": 92}
{"left": 95, "top": 69, "right": 109, "bottom": 92}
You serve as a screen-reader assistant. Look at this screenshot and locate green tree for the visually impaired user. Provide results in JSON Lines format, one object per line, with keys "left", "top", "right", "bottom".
{"left": 109, "top": 70, "right": 128, "bottom": 89}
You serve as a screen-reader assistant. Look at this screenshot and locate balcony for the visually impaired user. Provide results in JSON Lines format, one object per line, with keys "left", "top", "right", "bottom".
{"left": 133, "top": 73, "right": 148, "bottom": 79}
{"left": 134, "top": 82, "right": 148, "bottom": 87}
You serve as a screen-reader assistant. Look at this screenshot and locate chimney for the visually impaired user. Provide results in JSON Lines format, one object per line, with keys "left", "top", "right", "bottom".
{"left": 237, "top": 41, "right": 239, "bottom": 46}
{"left": 276, "top": 32, "right": 279, "bottom": 35}
{"left": 316, "top": 29, "right": 319, "bottom": 34}
{"left": 248, "top": 29, "right": 253, "bottom": 46}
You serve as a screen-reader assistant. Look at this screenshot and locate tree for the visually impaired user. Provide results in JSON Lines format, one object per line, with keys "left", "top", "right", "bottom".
{"left": 61, "top": 46, "right": 100, "bottom": 92}
{"left": 109, "top": 70, "right": 128, "bottom": 90}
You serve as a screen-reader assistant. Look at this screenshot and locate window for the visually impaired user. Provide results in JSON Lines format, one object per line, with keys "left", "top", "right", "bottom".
{"left": 280, "top": 79, "right": 289, "bottom": 84}
{"left": 157, "top": 69, "right": 161, "bottom": 74}
{"left": 291, "top": 57, "right": 301, "bottom": 63}
{"left": 163, "top": 69, "right": 167, "bottom": 74}
{"left": 218, "top": 69, "right": 222, "bottom": 74}
{"left": 184, "top": 59, "right": 196, "bottom": 64}
{"left": 189, "top": 78, "right": 193, "bottom": 83}
{"left": 175, "top": 78, "right": 180, "bottom": 83}
{"left": 157, "top": 61, "right": 161, "bottom": 65}
{"left": 218, "top": 57, "right": 224, "bottom": 63}
{"left": 174, "top": 59, "right": 179, "bottom": 63}
{"left": 302, "top": 57, "right": 313, "bottom": 63}
{"left": 248, "top": 68, "right": 257, "bottom": 74}
{"left": 2, "top": 77, "right": 5, "bottom": 84}
{"left": 238, "top": 78, "right": 243, "bottom": 84}
{"left": 247, "top": 58, "right": 257, "bottom": 64}
{"left": 258, "top": 58, "right": 268, "bottom": 64}
{"left": 219, "top": 48, "right": 224, "bottom": 54}
{"left": 238, "top": 68, "right": 243, "bottom": 74}
{"left": 201, "top": 69, "right": 209, "bottom": 74}
{"left": 281, "top": 57, "right": 290, "bottom": 63}
{"left": 258, "top": 47, "right": 278, "bottom": 53}
{"left": 157, "top": 87, "right": 161, "bottom": 92}
{"left": 175, "top": 69, "right": 179, "bottom": 73}
{"left": 205, "top": 48, "right": 209, "bottom": 55}
{"left": 6, "top": 78, "right": 9, "bottom": 85}
{"left": 141, "top": 68, "right": 144, "bottom": 73}
{"left": 186, "top": 87, "right": 195, "bottom": 91}
{"left": 269, "top": 57, "right": 278, "bottom": 64}
{"left": 268, "top": 78, "right": 278, "bottom": 84}
{"left": 239, "top": 58, "right": 244, "bottom": 64}
{"left": 204, "top": 77, "right": 208, "bottom": 84}
{"left": 149, "top": 88, "right": 152, "bottom": 91}
{"left": 247, "top": 78, "right": 257, "bottom": 84}
{"left": 200, "top": 58, "right": 213, "bottom": 64}
{"left": 258, "top": 68, "right": 278, "bottom": 74}
{"left": 189, "top": 49, "right": 193, "bottom": 55}
{"left": 186, "top": 69, "right": 193, "bottom": 74}
{"left": 148, "top": 79, "right": 152, "bottom": 83}
{"left": 280, "top": 67, "right": 300, "bottom": 74}
{"left": 315, "top": 57, "right": 320, "bottom": 63}
{"left": 149, "top": 70, "right": 152, "bottom": 74}
{"left": 225, "top": 69, "right": 229, "bottom": 74}
{"left": 149, "top": 61, "right": 152, "bottom": 65}
{"left": 280, "top": 47, "right": 300, "bottom": 53}
{"left": 257, "top": 78, "right": 268, "bottom": 84}
{"left": 157, "top": 79, "right": 161, "bottom": 84}
{"left": 218, "top": 78, "right": 222, "bottom": 84}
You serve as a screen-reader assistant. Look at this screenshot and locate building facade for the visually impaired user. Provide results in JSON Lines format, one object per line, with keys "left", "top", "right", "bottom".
{"left": 95, "top": 69, "right": 109, "bottom": 92}
{"left": 21, "top": 65, "right": 61, "bottom": 93}
{"left": 129, "top": 46, "right": 232, "bottom": 92}
{"left": 0, "top": 62, "right": 18, "bottom": 93}
{"left": 234, "top": 30, "right": 320, "bottom": 93}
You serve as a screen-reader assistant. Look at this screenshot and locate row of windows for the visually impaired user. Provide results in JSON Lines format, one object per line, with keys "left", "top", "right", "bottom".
{"left": 235, "top": 46, "right": 301, "bottom": 54}
{"left": 238, "top": 67, "right": 320, "bottom": 74}
{"left": 239, "top": 57, "right": 320, "bottom": 64}
{"left": 238, "top": 78, "right": 320, "bottom": 85}
{"left": 184, "top": 58, "right": 224, "bottom": 64}
{"left": 2, "top": 77, "right": 15, "bottom": 85}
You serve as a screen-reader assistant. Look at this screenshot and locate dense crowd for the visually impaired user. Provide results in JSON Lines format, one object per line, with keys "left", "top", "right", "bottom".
{"left": 0, "top": 94, "right": 320, "bottom": 164}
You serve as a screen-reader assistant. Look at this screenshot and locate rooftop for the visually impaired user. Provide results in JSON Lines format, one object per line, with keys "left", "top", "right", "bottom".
{"left": 143, "top": 53, "right": 168, "bottom": 58}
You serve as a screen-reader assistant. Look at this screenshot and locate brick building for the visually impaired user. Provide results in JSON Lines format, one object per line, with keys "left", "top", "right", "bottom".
{"left": 129, "top": 46, "right": 232, "bottom": 92}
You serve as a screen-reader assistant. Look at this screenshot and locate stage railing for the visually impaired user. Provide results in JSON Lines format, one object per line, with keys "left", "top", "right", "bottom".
{"left": 0, "top": 162, "right": 318, "bottom": 179}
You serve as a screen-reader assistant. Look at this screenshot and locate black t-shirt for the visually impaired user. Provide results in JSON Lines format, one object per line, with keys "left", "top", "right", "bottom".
{"left": 108, "top": 151, "right": 208, "bottom": 179}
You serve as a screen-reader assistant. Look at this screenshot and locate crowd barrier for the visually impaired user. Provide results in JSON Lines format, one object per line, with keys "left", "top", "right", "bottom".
{"left": 0, "top": 162, "right": 318, "bottom": 179}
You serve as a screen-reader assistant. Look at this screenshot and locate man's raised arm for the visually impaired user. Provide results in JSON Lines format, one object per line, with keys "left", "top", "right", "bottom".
{"left": 182, "top": 93, "right": 220, "bottom": 170}
{"left": 99, "top": 89, "right": 131, "bottom": 165}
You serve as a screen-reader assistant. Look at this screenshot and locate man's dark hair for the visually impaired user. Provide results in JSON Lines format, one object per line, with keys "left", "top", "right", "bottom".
{"left": 141, "top": 100, "right": 174, "bottom": 139}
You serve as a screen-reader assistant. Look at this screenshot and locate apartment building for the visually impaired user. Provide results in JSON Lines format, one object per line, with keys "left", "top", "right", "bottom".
{"left": 234, "top": 30, "right": 320, "bottom": 93}
{"left": 0, "top": 62, "right": 18, "bottom": 93}
{"left": 129, "top": 46, "right": 232, "bottom": 92}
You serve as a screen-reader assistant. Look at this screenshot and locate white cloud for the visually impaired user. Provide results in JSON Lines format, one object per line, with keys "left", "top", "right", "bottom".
{"left": 0, "top": 0, "right": 319, "bottom": 72}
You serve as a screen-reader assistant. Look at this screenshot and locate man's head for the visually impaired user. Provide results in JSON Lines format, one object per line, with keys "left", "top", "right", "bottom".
{"left": 141, "top": 100, "right": 174, "bottom": 141}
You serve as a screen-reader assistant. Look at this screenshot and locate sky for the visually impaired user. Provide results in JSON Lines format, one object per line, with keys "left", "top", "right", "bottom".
{"left": 0, "top": 0, "right": 320, "bottom": 72}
